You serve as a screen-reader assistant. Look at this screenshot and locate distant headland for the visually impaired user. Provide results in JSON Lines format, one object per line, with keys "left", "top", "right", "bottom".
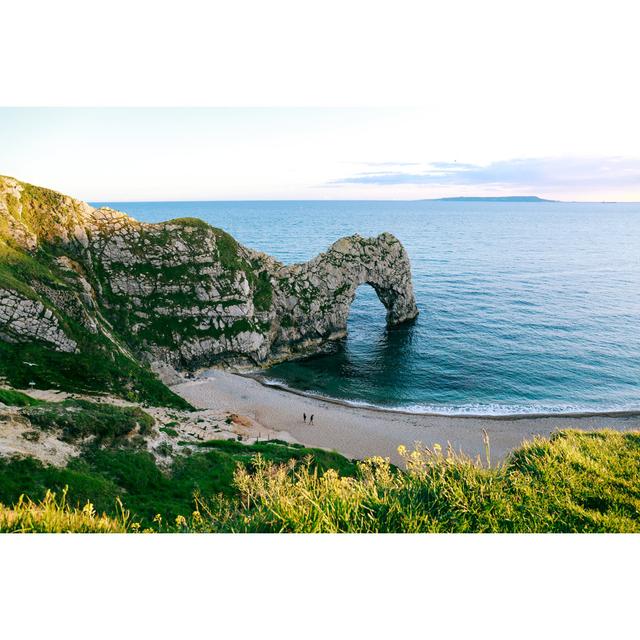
{"left": 427, "top": 196, "right": 558, "bottom": 202}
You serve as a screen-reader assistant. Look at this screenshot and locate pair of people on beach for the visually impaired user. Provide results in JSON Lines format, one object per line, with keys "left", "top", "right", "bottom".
{"left": 303, "top": 413, "right": 314, "bottom": 425}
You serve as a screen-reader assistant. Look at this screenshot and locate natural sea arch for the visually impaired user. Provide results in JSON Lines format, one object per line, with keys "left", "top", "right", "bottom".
{"left": 270, "top": 232, "right": 419, "bottom": 362}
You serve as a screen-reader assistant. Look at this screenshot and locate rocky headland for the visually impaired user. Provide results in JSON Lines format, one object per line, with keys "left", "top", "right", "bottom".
{"left": 0, "top": 176, "right": 417, "bottom": 403}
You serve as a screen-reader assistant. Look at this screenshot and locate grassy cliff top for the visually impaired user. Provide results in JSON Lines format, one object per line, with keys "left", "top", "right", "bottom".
{"left": 1, "top": 429, "right": 638, "bottom": 532}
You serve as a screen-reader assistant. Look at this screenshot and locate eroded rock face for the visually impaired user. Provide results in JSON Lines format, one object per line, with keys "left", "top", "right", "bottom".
{"left": 0, "top": 288, "right": 78, "bottom": 352}
{"left": 0, "top": 176, "right": 418, "bottom": 371}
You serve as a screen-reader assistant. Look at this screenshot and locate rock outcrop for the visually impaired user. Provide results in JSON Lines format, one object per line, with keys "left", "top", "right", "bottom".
{"left": 0, "top": 176, "right": 418, "bottom": 394}
{"left": 0, "top": 288, "right": 78, "bottom": 352}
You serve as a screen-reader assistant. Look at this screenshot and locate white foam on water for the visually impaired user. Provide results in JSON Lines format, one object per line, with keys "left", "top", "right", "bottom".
{"left": 256, "top": 376, "right": 640, "bottom": 417}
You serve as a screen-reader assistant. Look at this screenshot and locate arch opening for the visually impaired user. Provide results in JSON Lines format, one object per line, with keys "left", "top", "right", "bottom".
{"left": 346, "top": 283, "right": 389, "bottom": 336}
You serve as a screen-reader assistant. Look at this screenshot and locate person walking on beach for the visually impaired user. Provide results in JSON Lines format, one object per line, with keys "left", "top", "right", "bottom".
{"left": 303, "top": 413, "right": 306, "bottom": 423}
{"left": 309, "top": 414, "right": 314, "bottom": 425}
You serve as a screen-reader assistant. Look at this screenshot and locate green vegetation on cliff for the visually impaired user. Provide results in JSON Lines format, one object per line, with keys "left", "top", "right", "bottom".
{"left": 0, "top": 429, "right": 638, "bottom": 532}
{"left": 0, "top": 388, "right": 42, "bottom": 406}
{"left": 0, "top": 244, "right": 63, "bottom": 298}
{"left": 0, "top": 342, "right": 191, "bottom": 409}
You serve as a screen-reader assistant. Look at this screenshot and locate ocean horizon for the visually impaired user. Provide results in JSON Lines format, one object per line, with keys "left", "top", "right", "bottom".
{"left": 92, "top": 199, "right": 640, "bottom": 416}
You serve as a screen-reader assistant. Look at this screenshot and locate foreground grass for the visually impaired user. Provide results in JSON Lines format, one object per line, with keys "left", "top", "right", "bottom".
{"left": 0, "top": 440, "right": 358, "bottom": 526}
{"left": 209, "top": 430, "right": 640, "bottom": 533}
{"left": 0, "top": 490, "right": 140, "bottom": 533}
{"left": 0, "top": 430, "right": 638, "bottom": 533}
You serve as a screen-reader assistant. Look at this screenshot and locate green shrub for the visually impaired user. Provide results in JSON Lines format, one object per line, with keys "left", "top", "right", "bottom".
{"left": 23, "top": 399, "right": 154, "bottom": 444}
{"left": 156, "top": 442, "right": 173, "bottom": 457}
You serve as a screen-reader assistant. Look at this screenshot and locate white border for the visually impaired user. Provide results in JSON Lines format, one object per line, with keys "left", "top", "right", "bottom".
{"left": 1, "top": 534, "right": 638, "bottom": 638}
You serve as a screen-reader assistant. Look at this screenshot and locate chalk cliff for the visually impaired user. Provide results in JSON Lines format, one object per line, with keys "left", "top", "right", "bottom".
{"left": 0, "top": 176, "right": 418, "bottom": 401}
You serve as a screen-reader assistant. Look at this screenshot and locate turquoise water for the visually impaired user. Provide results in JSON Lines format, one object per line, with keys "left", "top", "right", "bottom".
{"left": 93, "top": 200, "right": 640, "bottom": 415}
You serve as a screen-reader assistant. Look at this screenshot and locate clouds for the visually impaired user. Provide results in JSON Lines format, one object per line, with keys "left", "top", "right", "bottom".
{"left": 331, "top": 157, "right": 640, "bottom": 194}
{"left": 2, "top": 107, "right": 640, "bottom": 200}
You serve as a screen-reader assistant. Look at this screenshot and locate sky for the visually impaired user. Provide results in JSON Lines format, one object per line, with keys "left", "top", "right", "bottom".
{"left": 1, "top": 107, "right": 640, "bottom": 202}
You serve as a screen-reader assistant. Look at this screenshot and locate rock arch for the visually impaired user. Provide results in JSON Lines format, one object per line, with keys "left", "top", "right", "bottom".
{"left": 269, "top": 232, "right": 419, "bottom": 360}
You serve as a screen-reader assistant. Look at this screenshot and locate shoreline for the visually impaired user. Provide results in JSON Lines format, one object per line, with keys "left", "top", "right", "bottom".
{"left": 173, "top": 370, "right": 640, "bottom": 466}
{"left": 244, "top": 372, "right": 640, "bottom": 421}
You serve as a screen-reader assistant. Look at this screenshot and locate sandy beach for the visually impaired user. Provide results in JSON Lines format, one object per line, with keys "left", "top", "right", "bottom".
{"left": 173, "top": 371, "right": 640, "bottom": 466}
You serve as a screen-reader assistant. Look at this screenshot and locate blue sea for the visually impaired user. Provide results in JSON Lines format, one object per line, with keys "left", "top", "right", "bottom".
{"left": 92, "top": 200, "right": 640, "bottom": 416}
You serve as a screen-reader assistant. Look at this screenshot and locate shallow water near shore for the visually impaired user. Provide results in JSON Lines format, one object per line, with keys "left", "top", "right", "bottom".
{"left": 94, "top": 199, "right": 640, "bottom": 416}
